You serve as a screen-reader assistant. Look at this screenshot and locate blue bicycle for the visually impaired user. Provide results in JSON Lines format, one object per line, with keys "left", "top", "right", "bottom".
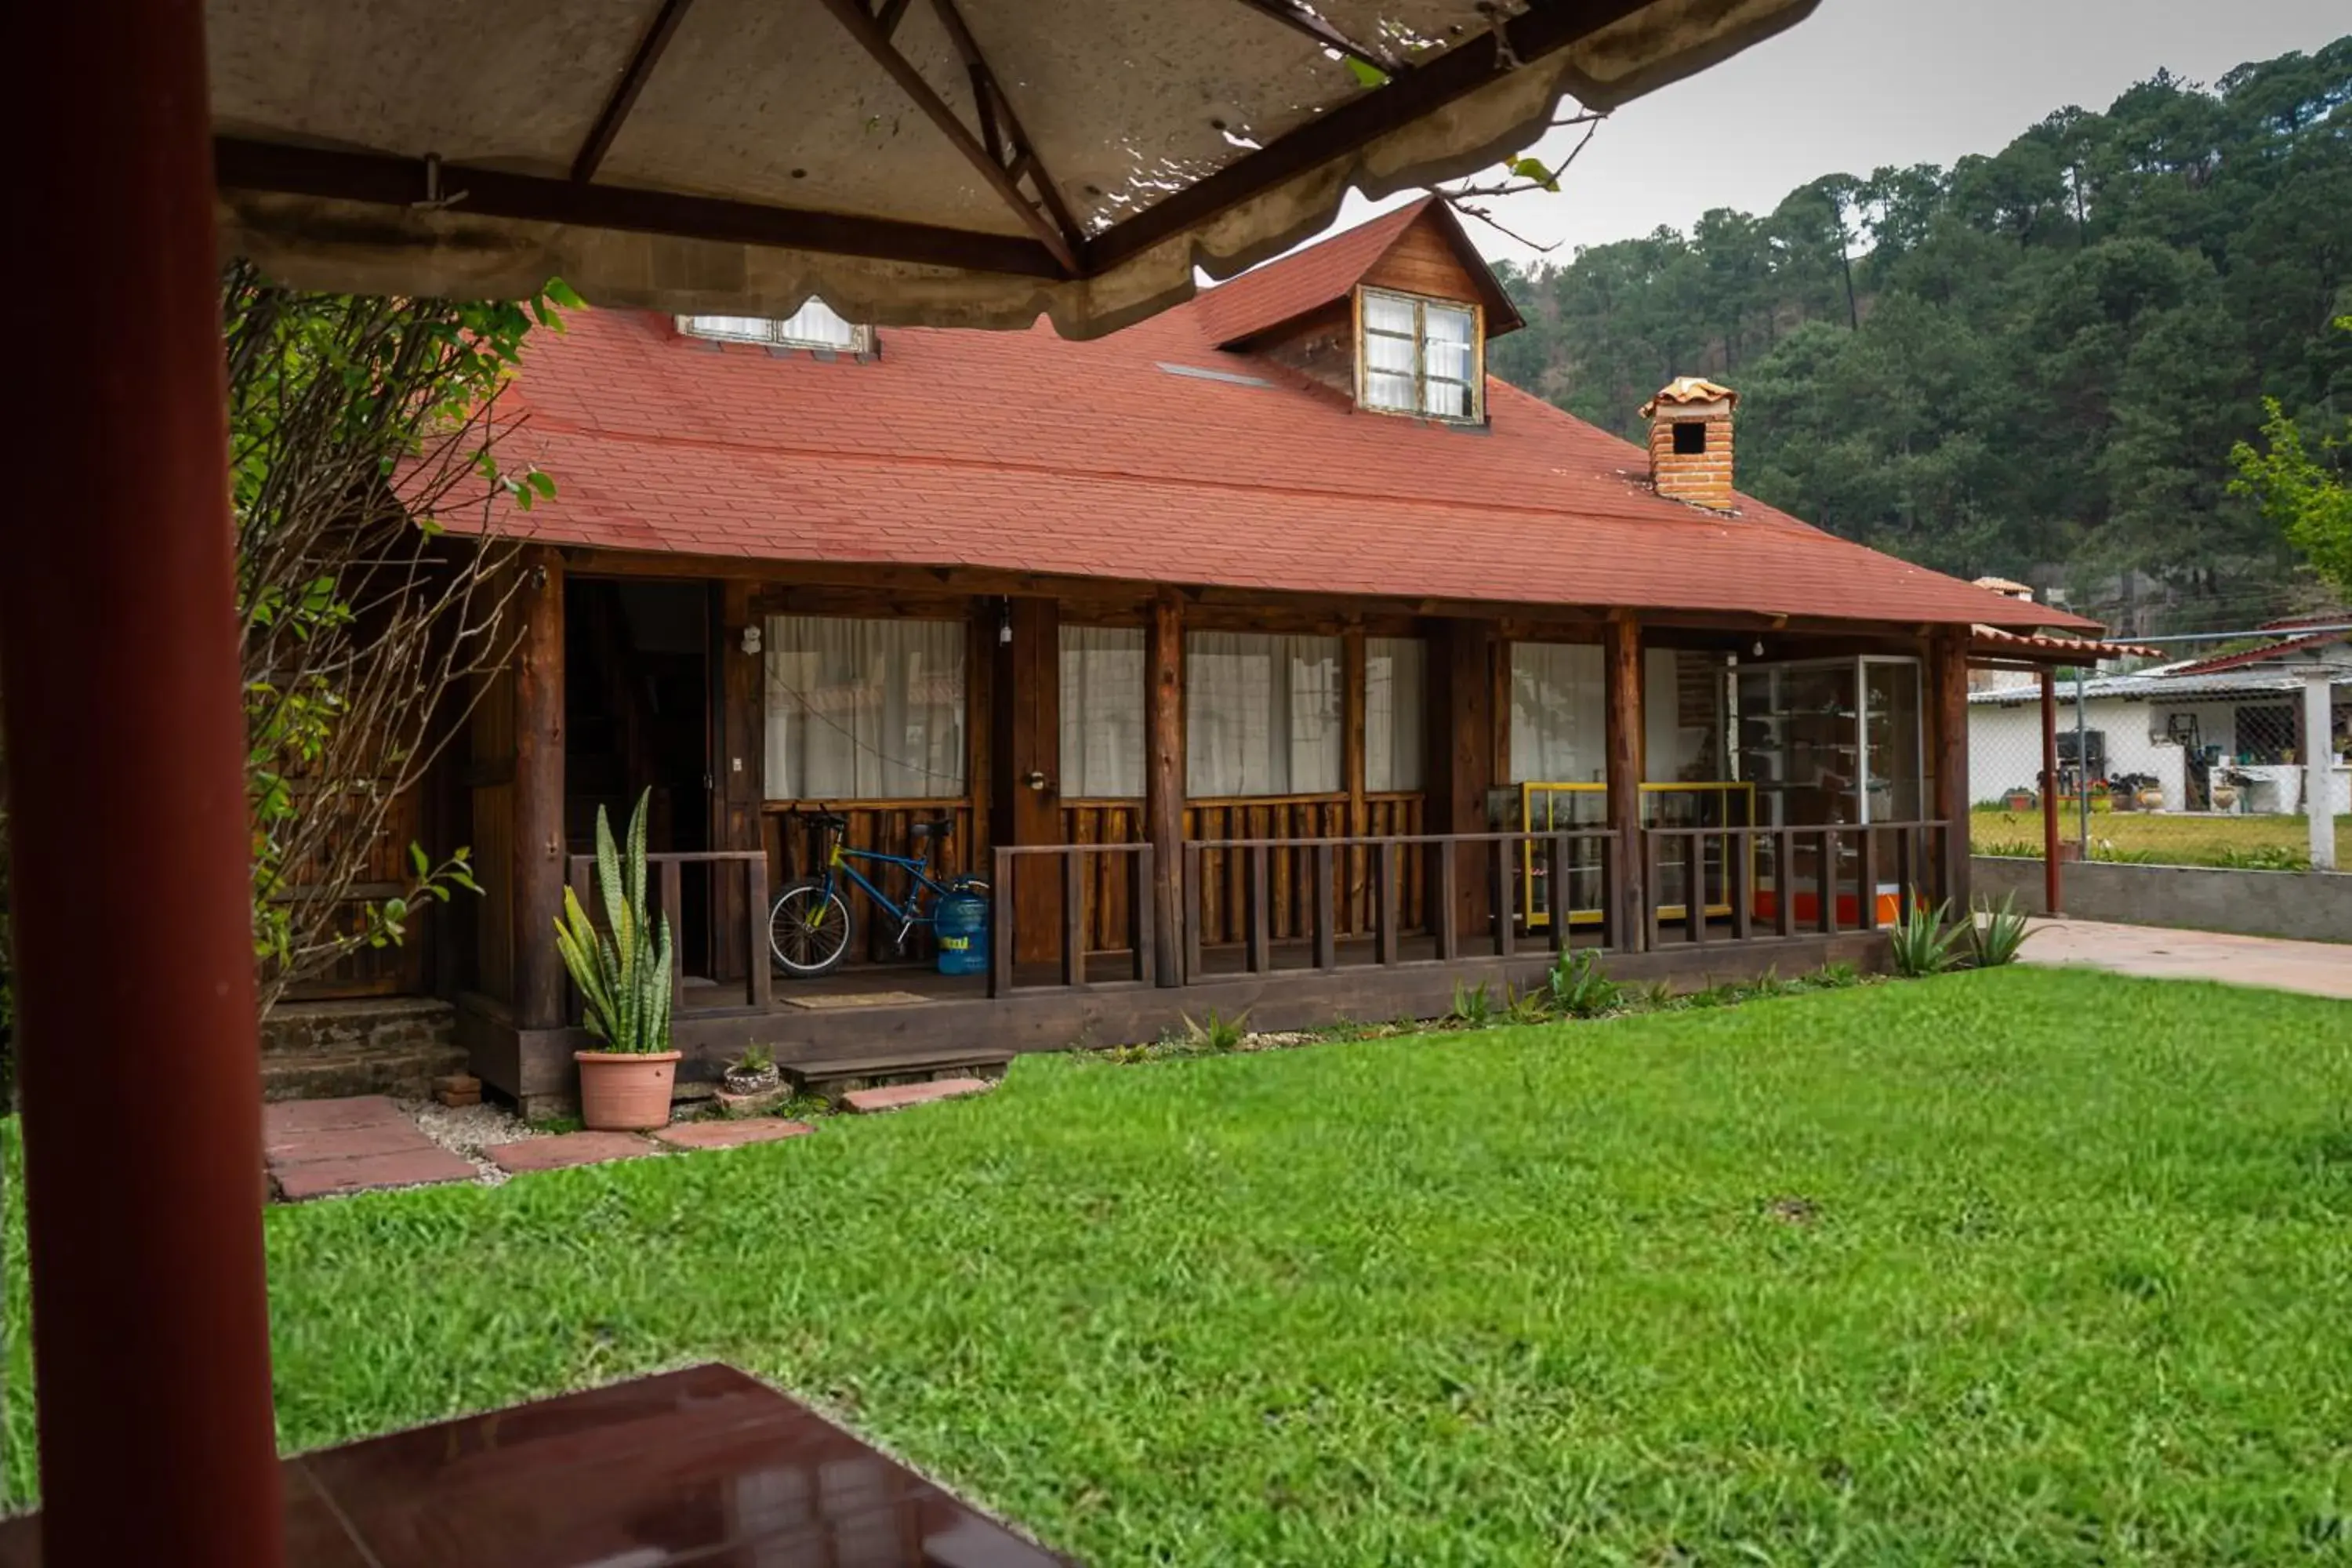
{"left": 768, "top": 810, "right": 989, "bottom": 978}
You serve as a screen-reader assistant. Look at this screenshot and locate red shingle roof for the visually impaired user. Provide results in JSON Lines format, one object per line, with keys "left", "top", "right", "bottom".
{"left": 478, "top": 220, "right": 2092, "bottom": 634}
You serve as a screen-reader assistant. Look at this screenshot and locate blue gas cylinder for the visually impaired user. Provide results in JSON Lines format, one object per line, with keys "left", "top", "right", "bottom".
{"left": 935, "top": 888, "right": 990, "bottom": 976}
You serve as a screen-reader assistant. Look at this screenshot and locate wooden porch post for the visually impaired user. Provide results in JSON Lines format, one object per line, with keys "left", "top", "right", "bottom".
{"left": 511, "top": 546, "right": 568, "bottom": 1031}
{"left": 1930, "top": 626, "right": 1972, "bottom": 916}
{"left": 2040, "top": 666, "right": 2062, "bottom": 914}
{"left": 1603, "top": 617, "right": 1647, "bottom": 949}
{"left": 9, "top": 0, "right": 286, "bottom": 1559}
{"left": 1427, "top": 619, "right": 1495, "bottom": 938}
{"left": 1145, "top": 593, "right": 1186, "bottom": 984}
{"left": 992, "top": 597, "right": 1062, "bottom": 964}
{"left": 710, "top": 580, "right": 764, "bottom": 983}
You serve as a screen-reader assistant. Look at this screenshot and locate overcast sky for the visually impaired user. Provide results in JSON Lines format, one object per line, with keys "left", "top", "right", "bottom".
{"left": 1325, "top": 1, "right": 2348, "bottom": 264}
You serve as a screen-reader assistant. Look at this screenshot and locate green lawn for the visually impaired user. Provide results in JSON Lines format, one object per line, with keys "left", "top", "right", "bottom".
{"left": 10, "top": 968, "right": 2352, "bottom": 1563}
{"left": 1972, "top": 804, "right": 2350, "bottom": 869}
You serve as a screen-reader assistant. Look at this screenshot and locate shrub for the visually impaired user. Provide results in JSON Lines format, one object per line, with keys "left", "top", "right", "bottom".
{"left": 1543, "top": 950, "right": 1624, "bottom": 1018}
{"left": 1175, "top": 1009, "right": 1250, "bottom": 1053}
{"left": 1447, "top": 979, "right": 1494, "bottom": 1029}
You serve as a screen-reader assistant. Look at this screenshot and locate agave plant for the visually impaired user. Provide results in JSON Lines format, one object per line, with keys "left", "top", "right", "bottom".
{"left": 1888, "top": 891, "right": 1965, "bottom": 978}
{"left": 1968, "top": 892, "right": 2034, "bottom": 967}
{"left": 553, "top": 789, "right": 674, "bottom": 1054}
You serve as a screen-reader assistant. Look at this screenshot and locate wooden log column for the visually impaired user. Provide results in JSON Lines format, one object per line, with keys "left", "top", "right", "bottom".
{"left": 1929, "top": 626, "right": 1973, "bottom": 915}
{"left": 1145, "top": 593, "right": 1187, "bottom": 984}
{"left": 710, "top": 580, "right": 764, "bottom": 982}
{"left": 11, "top": 0, "right": 286, "bottom": 1559}
{"left": 511, "top": 546, "right": 568, "bottom": 1031}
{"left": 1426, "top": 619, "right": 1496, "bottom": 939}
{"left": 992, "top": 597, "right": 1062, "bottom": 964}
{"left": 1604, "top": 617, "right": 1647, "bottom": 949}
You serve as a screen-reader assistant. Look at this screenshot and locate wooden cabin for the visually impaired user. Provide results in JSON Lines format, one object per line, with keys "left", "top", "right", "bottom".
{"left": 406, "top": 199, "right": 2097, "bottom": 1112}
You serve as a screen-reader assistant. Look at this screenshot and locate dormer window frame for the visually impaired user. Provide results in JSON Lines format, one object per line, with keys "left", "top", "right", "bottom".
{"left": 1352, "top": 285, "right": 1484, "bottom": 424}
{"left": 677, "top": 299, "right": 874, "bottom": 355}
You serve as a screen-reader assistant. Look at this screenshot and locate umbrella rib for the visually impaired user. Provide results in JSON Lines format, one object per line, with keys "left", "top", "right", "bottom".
{"left": 572, "top": 0, "right": 699, "bottom": 183}
{"left": 1225, "top": 0, "right": 1397, "bottom": 73}
{"left": 814, "top": 0, "right": 1081, "bottom": 276}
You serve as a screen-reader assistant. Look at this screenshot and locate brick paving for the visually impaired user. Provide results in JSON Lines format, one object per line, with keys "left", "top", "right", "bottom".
{"left": 263, "top": 1095, "right": 473, "bottom": 1201}
{"left": 652, "top": 1119, "right": 815, "bottom": 1151}
{"left": 487, "top": 1131, "right": 659, "bottom": 1174}
{"left": 840, "top": 1077, "right": 992, "bottom": 1114}
{"left": 264, "top": 1098, "right": 828, "bottom": 1199}
{"left": 2023, "top": 918, "right": 2352, "bottom": 1002}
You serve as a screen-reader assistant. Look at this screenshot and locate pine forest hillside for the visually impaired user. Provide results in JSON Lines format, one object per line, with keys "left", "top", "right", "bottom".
{"left": 1490, "top": 38, "right": 2352, "bottom": 633}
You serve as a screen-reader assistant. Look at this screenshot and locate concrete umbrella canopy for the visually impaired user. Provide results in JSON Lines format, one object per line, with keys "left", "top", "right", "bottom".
{"left": 9, "top": 2, "right": 1815, "bottom": 1566}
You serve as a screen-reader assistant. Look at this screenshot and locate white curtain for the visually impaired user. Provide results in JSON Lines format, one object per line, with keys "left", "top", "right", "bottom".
{"left": 1059, "top": 626, "right": 1145, "bottom": 797}
{"left": 1361, "top": 292, "right": 1417, "bottom": 412}
{"left": 764, "top": 615, "right": 966, "bottom": 800}
{"left": 1366, "top": 637, "right": 1426, "bottom": 792}
{"left": 1421, "top": 303, "right": 1475, "bottom": 418}
{"left": 777, "top": 297, "right": 860, "bottom": 348}
{"left": 1510, "top": 641, "right": 1606, "bottom": 783}
{"left": 1187, "top": 632, "right": 1342, "bottom": 797}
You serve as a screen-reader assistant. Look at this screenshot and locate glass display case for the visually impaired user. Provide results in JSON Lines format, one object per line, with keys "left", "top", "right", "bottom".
{"left": 1733, "top": 655, "right": 1924, "bottom": 922}
{"left": 1515, "top": 781, "right": 1755, "bottom": 927}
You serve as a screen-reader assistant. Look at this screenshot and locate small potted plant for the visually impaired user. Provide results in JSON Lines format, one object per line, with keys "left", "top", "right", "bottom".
{"left": 723, "top": 1044, "right": 781, "bottom": 1098}
{"left": 554, "top": 789, "right": 680, "bottom": 1131}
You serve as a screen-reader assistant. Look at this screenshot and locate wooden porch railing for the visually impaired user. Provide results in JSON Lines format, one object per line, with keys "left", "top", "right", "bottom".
{"left": 564, "top": 849, "right": 771, "bottom": 1019}
{"left": 989, "top": 843, "right": 1158, "bottom": 996}
{"left": 1183, "top": 829, "right": 1628, "bottom": 982}
{"left": 1639, "top": 819, "right": 1952, "bottom": 946}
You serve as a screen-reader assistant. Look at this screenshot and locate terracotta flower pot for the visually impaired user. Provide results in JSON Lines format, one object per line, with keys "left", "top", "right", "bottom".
{"left": 575, "top": 1050, "right": 681, "bottom": 1131}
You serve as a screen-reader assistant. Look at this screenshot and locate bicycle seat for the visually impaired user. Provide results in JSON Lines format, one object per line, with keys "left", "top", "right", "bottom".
{"left": 908, "top": 816, "right": 956, "bottom": 840}
{"left": 805, "top": 810, "right": 849, "bottom": 829}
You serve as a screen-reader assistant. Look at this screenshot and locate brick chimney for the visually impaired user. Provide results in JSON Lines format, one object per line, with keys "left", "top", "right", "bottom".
{"left": 1641, "top": 377, "right": 1737, "bottom": 512}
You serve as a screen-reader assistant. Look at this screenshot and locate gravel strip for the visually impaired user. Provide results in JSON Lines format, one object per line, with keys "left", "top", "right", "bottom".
{"left": 404, "top": 1098, "right": 535, "bottom": 1185}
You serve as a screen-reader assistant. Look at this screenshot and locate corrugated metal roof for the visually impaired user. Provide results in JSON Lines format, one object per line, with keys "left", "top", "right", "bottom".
{"left": 1970, "top": 668, "right": 2352, "bottom": 706}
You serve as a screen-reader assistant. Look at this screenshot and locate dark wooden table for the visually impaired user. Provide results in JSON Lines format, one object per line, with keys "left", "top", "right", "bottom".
{"left": 0, "top": 1363, "right": 1074, "bottom": 1566}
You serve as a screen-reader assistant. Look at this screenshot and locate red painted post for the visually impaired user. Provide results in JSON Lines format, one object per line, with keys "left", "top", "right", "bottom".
{"left": 10, "top": 0, "right": 286, "bottom": 1561}
{"left": 2039, "top": 667, "right": 2062, "bottom": 915}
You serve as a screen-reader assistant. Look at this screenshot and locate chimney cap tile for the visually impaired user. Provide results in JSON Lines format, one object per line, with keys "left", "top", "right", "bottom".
{"left": 1640, "top": 376, "right": 1738, "bottom": 419}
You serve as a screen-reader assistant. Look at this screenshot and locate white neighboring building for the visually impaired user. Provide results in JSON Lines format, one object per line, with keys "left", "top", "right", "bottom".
{"left": 1968, "top": 629, "right": 2350, "bottom": 816}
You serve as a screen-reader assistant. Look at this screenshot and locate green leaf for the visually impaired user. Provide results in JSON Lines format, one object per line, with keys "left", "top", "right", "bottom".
{"left": 1344, "top": 56, "right": 1388, "bottom": 88}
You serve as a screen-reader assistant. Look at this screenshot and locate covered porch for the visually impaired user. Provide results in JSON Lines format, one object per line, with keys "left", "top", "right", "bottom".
{"left": 456, "top": 551, "right": 1973, "bottom": 1110}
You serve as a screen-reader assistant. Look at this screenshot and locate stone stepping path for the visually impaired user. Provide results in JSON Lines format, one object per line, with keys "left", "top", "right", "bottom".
{"left": 653, "top": 1119, "right": 815, "bottom": 1151}
{"left": 266, "top": 1100, "right": 826, "bottom": 1198}
{"left": 264, "top": 1095, "right": 474, "bottom": 1202}
{"left": 840, "top": 1076, "right": 992, "bottom": 1114}
{"left": 487, "top": 1131, "right": 659, "bottom": 1174}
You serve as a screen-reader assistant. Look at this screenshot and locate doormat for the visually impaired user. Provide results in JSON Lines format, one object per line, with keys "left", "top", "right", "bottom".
{"left": 784, "top": 990, "right": 929, "bottom": 1011}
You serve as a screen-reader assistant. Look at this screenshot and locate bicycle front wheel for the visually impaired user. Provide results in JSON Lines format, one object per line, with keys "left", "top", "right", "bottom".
{"left": 770, "top": 880, "right": 854, "bottom": 978}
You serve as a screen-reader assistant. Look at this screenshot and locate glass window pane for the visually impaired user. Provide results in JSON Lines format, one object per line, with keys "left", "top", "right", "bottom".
{"left": 1363, "top": 292, "right": 1417, "bottom": 335}
{"left": 1363, "top": 330, "right": 1418, "bottom": 376}
{"left": 1509, "top": 641, "right": 1606, "bottom": 783}
{"left": 764, "top": 615, "right": 966, "bottom": 800}
{"left": 1366, "top": 637, "right": 1425, "bottom": 792}
{"left": 1058, "top": 626, "right": 1146, "bottom": 798}
{"left": 1187, "top": 632, "right": 1342, "bottom": 796}
{"left": 1363, "top": 370, "right": 1416, "bottom": 411}
{"left": 682, "top": 314, "right": 773, "bottom": 343}
{"left": 1421, "top": 377, "right": 1470, "bottom": 419}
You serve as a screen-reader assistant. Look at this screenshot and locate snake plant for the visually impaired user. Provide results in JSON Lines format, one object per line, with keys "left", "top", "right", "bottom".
{"left": 553, "top": 789, "right": 674, "bottom": 1053}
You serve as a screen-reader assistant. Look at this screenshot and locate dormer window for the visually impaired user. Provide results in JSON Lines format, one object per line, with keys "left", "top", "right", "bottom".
{"left": 679, "top": 298, "right": 873, "bottom": 354}
{"left": 1358, "top": 287, "right": 1480, "bottom": 420}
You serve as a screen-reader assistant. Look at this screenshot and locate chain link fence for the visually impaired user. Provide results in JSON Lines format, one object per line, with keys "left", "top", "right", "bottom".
{"left": 1969, "top": 629, "right": 2348, "bottom": 874}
